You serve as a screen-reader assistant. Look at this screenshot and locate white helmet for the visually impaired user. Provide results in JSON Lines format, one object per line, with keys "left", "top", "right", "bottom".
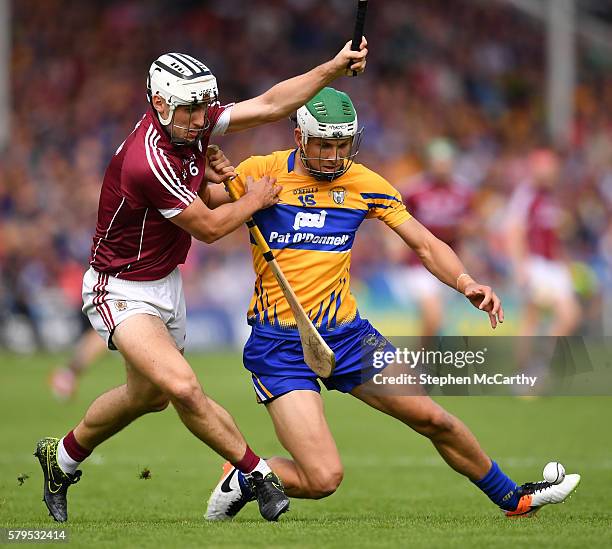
{"left": 146, "top": 52, "right": 218, "bottom": 127}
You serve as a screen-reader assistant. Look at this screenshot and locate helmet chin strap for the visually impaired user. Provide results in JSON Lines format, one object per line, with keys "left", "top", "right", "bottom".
{"left": 156, "top": 104, "right": 175, "bottom": 126}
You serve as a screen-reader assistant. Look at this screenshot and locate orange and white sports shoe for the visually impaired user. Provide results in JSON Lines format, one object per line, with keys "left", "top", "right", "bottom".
{"left": 206, "top": 462, "right": 255, "bottom": 521}
{"left": 505, "top": 474, "right": 581, "bottom": 517}
{"left": 205, "top": 461, "right": 289, "bottom": 522}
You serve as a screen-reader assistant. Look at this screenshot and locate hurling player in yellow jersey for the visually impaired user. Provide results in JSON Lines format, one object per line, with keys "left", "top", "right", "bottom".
{"left": 206, "top": 88, "right": 581, "bottom": 520}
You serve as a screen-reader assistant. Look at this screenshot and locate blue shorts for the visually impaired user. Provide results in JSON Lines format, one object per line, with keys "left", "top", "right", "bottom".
{"left": 243, "top": 317, "right": 395, "bottom": 403}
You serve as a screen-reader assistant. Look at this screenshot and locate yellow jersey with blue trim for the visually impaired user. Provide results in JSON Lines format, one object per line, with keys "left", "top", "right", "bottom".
{"left": 237, "top": 149, "right": 411, "bottom": 336}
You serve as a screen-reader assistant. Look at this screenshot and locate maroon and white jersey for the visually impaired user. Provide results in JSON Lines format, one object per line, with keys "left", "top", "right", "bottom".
{"left": 89, "top": 105, "right": 231, "bottom": 280}
{"left": 402, "top": 175, "right": 473, "bottom": 265}
{"left": 506, "top": 183, "right": 563, "bottom": 260}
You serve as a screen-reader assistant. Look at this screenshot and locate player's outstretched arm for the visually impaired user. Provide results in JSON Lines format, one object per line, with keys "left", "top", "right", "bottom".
{"left": 393, "top": 218, "right": 504, "bottom": 329}
{"left": 171, "top": 176, "right": 281, "bottom": 243}
{"left": 226, "top": 38, "right": 368, "bottom": 133}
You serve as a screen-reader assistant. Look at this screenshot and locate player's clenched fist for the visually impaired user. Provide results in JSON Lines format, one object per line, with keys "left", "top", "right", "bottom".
{"left": 205, "top": 145, "right": 236, "bottom": 184}
{"left": 333, "top": 37, "right": 368, "bottom": 77}
{"left": 245, "top": 175, "right": 282, "bottom": 209}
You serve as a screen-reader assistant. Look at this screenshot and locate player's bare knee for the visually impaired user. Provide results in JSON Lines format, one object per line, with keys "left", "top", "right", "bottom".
{"left": 167, "top": 378, "right": 203, "bottom": 410}
{"left": 305, "top": 467, "right": 344, "bottom": 499}
{"left": 128, "top": 390, "right": 169, "bottom": 414}
{"left": 410, "top": 407, "right": 455, "bottom": 439}
{"left": 147, "top": 396, "right": 170, "bottom": 413}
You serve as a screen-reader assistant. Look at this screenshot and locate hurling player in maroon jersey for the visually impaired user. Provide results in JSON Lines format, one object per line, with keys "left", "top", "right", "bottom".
{"left": 505, "top": 149, "right": 581, "bottom": 337}
{"left": 389, "top": 139, "right": 475, "bottom": 336}
{"left": 35, "top": 42, "right": 368, "bottom": 524}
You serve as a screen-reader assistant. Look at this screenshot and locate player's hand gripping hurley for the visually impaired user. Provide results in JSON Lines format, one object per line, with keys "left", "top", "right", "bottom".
{"left": 225, "top": 173, "right": 336, "bottom": 378}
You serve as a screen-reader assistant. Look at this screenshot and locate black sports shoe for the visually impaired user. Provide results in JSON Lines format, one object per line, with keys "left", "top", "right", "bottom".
{"left": 34, "top": 437, "right": 82, "bottom": 522}
{"left": 248, "top": 471, "right": 290, "bottom": 522}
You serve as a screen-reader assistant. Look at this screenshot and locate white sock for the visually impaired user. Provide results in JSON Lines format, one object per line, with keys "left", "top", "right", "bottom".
{"left": 247, "top": 458, "right": 272, "bottom": 478}
{"left": 57, "top": 437, "right": 81, "bottom": 475}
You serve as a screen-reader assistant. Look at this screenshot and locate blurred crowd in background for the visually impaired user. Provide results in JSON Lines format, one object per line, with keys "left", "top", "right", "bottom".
{"left": 2, "top": 0, "right": 612, "bottom": 352}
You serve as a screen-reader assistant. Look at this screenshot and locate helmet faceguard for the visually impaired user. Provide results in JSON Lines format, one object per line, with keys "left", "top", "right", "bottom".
{"left": 147, "top": 53, "right": 219, "bottom": 146}
{"left": 295, "top": 87, "right": 363, "bottom": 181}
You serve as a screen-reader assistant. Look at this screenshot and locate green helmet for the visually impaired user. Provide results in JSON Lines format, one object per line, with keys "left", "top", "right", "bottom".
{"left": 295, "top": 87, "right": 363, "bottom": 181}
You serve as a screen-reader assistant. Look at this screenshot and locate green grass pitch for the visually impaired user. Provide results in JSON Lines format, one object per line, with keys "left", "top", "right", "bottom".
{"left": 1, "top": 352, "right": 610, "bottom": 548}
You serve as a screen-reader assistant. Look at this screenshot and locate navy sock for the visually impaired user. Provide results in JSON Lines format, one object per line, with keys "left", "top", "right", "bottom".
{"left": 473, "top": 461, "right": 520, "bottom": 511}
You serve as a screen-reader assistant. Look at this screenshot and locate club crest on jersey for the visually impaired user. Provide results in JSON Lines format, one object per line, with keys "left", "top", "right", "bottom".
{"left": 114, "top": 300, "right": 128, "bottom": 312}
{"left": 293, "top": 210, "right": 327, "bottom": 230}
{"left": 329, "top": 186, "right": 346, "bottom": 205}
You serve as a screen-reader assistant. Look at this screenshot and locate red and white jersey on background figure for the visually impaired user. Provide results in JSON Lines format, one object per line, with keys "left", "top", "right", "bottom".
{"left": 89, "top": 105, "right": 231, "bottom": 281}
{"left": 401, "top": 175, "right": 473, "bottom": 265}
{"left": 506, "top": 183, "right": 563, "bottom": 260}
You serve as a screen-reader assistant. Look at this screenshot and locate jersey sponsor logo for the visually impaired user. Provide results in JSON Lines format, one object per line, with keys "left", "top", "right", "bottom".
{"left": 252, "top": 203, "right": 365, "bottom": 253}
{"left": 329, "top": 186, "right": 346, "bottom": 205}
{"left": 269, "top": 231, "right": 350, "bottom": 246}
{"left": 293, "top": 210, "right": 327, "bottom": 230}
{"left": 293, "top": 186, "right": 318, "bottom": 195}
